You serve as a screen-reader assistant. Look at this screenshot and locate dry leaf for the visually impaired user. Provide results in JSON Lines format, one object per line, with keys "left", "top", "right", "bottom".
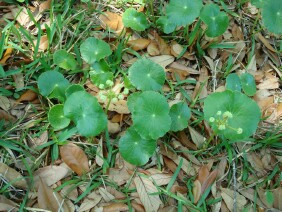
{"left": 0, "top": 162, "right": 28, "bottom": 189}
{"left": 60, "top": 143, "right": 90, "bottom": 176}
{"left": 106, "top": 99, "right": 130, "bottom": 114}
{"left": 272, "top": 187, "right": 282, "bottom": 210}
{"left": 78, "top": 191, "right": 102, "bottom": 212}
{"left": 127, "top": 38, "right": 150, "bottom": 51}
{"left": 108, "top": 166, "right": 131, "bottom": 186}
{"left": 197, "top": 165, "right": 210, "bottom": 184}
{"left": 193, "top": 180, "right": 201, "bottom": 204}
{"left": 150, "top": 173, "right": 172, "bottom": 186}
{"left": 34, "top": 35, "right": 48, "bottom": 52}
{"left": 99, "top": 187, "right": 115, "bottom": 202}
{"left": 0, "top": 96, "right": 11, "bottom": 111}
{"left": 201, "top": 170, "right": 218, "bottom": 195}
{"left": 29, "top": 130, "right": 48, "bottom": 148}
{"left": 108, "top": 120, "right": 120, "bottom": 134}
{"left": 99, "top": 11, "right": 124, "bottom": 34}
{"left": 12, "top": 73, "right": 24, "bottom": 90}
{"left": 149, "top": 55, "right": 174, "bottom": 68}
{"left": 16, "top": 90, "right": 38, "bottom": 103}
{"left": 147, "top": 41, "right": 160, "bottom": 56}
{"left": 0, "top": 195, "right": 18, "bottom": 211}
{"left": 34, "top": 165, "right": 71, "bottom": 188}
{"left": 38, "top": 177, "right": 70, "bottom": 212}
{"left": 39, "top": 0, "right": 51, "bottom": 12}
{"left": 221, "top": 187, "right": 247, "bottom": 211}
{"left": 256, "top": 33, "right": 277, "bottom": 52}
{"left": 96, "top": 138, "right": 104, "bottom": 167}
{"left": 103, "top": 203, "right": 129, "bottom": 212}
{"left": 188, "top": 126, "right": 205, "bottom": 149}
{"left": 134, "top": 175, "right": 162, "bottom": 212}
{"left": 149, "top": 31, "right": 171, "bottom": 55}
{"left": 246, "top": 152, "right": 266, "bottom": 176}
{"left": 0, "top": 47, "right": 13, "bottom": 65}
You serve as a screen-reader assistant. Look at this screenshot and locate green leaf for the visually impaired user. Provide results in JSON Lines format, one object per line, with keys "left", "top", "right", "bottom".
{"left": 65, "top": 84, "right": 85, "bottom": 98}
{"left": 119, "top": 127, "right": 156, "bottom": 166}
{"left": 48, "top": 105, "right": 70, "bottom": 130}
{"left": 53, "top": 50, "right": 77, "bottom": 71}
{"left": 166, "top": 0, "right": 203, "bottom": 27}
{"left": 200, "top": 3, "right": 229, "bottom": 37}
{"left": 90, "top": 72, "right": 114, "bottom": 87}
{"left": 226, "top": 73, "right": 242, "bottom": 92}
{"left": 0, "top": 65, "right": 5, "bottom": 77}
{"left": 64, "top": 91, "right": 107, "bottom": 137}
{"left": 127, "top": 92, "right": 141, "bottom": 112}
{"left": 156, "top": 16, "right": 177, "bottom": 34}
{"left": 262, "top": 0, "right": 282, "bottom": 34}
{"left": 251, "top": 0, "right": 264, "bottom": 8}
{"left": 122, "top": 8, "right": 149, "bottom": 31}
{"left": 38, "top": 71, "right": 70, "bottom": 101}
{"left": 129, "top": 91, "right": 171, "bottom": 139}
{"left": 265, "top": 190, "right": 274, "bottom": 206}
{"left": 169, "top": 102, "right": 191, "bottom": 132}
{"left": 128, "top": 58, "right": 166, "bottom": 91}
{"left": 80, "top": 37, "right": 112, "bottom": 65}
{"left": 204, "top": 90, "right": 261, "bottom": 140}
{"left": 240, "top": 73, "right": 256, "bottom": 96}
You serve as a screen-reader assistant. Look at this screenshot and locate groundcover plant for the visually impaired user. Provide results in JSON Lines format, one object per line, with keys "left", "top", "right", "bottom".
{"left": 0, "top": 0, "right": 281, "bottom": 211}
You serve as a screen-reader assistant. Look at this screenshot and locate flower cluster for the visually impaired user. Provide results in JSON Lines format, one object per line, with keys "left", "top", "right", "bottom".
{"left": 209, "top": 110, "right": 243, "bottom": 135}
{"left": 98, "top": 80, "right": 129, "bottom": 103}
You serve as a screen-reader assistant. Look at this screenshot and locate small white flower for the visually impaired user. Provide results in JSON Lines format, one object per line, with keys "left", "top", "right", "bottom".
{"left": 209, "top": 117, "right": 215, "bottom": 123}
{"left": 118, "top": 94, "right": 124, "bottom": 100}
{"left": 112, "top": 97, "right": 118, "bottom": 103}
{"left": 223, "top": 111, "right": 233, "bottom": 118}
{"left": 237, "top": 128, "right": 243, "bottom": 134}
{"left": 106, "top": 80, "right": 114, "bottom": 86}
{"left": 217, "top": 111, "right": 222, "bottom": 115}
{"left": 123, "top": 88, "right": 129, "bottom": 95}
{"left": 98, "top": 84, "right": 105, "bottom": 89}
{"left": 218, "top": 124, "right": 226, "bottom": 130}
{"left": 100, "top": 94, "right": 107, "bottom": 102}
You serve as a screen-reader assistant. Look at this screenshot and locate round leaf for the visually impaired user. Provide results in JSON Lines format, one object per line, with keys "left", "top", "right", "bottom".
{"left": 166, "top": 0, "right": 203, "bottom": 26}
{"left": 64, "top": 91, "right": 107, "bottom": 137}
{"left": 240, "top": 73, "right": 256, "bottom": 96}
{"left": 53, "top": 50, "right": 77, "bottom": 71}
{"left": 204, "top": 90, "right": 261, "bottom": 140}
{"left": 156, "top": 16, "right": 177, "bottom": 34}
{"left": 80, "top": 37, "right": 112, "bottom": 65}
{"left": 128, "top": 58, "right": 165, "bottom": 91}
{"left": 122, "top": 8, "right": 149, "bottom": 31}
{"left": 226, "top": 73, "right": 242, "bottom": 92}
{"left": 200, "top": 4, "right": 229, "bottom": 37}
{"left": 262, "top": 0, "right": 282, "bottom": 34}
{"left": 130, "top": 91, "right": 171, "bottom": 139}
{"left": 48, "top": 104, "right": 70, "bottom": 130}
{"left": 65, "top": 84, "right": 84, "bottom": 98}
{"left": 90, "top": 72, "right": 114, "bottom": 87}
{"left": 169, "top": 102, "right": 191, "bottom": 132}
{"left": 119, "top": 127, "right": 156, "bottom": 166}
{"left": 251, "top": 0, "right": 264, "bottom": 8}
{"left": 38, "top": 71, "right": 70, "bottom": 101}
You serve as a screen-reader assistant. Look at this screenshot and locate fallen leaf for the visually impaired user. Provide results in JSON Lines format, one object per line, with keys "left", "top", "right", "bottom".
{"left": 78, "top": 191, "right": 102, "bottom": 212}
{"left": 147, "top": 41, "right": 160, "bottom": 56}
{"left": 188, "top": 126, "right": 205, "bottom": 149}
{"left": 0, "top": 195, "right": 18, "bottom": 211}
{"left": 34, "top": 35, "right": 48, "bottom": 52}
{"left": 108, "top": 166, "right": 131, "bottom": 186}
{"left": 197, "top": 165, "right": 210, "bottom": 185}
{"left": 39, "top": 0, "right": 51, "bottom": 12}
{"left": 150, "top": 173, "right": 172, "bottom": 186}
{"left": 256, "top": 33, "right": 277, "bottom": 52}
{"left": 16, "top": 90, "right": 38, "bottom": 103}
{"left": 193, "top": 180, "right": 201, "bottom": 203}
{"left": 221, "top": 187, "right": 247, "bottom": 211}
{"left": 127, "top": 38, "right": 150, "bottom": 51}
{"left": 34, "top": 165, "right": 71, "bottom": 188}
{"left": 106, "top": 99, "right": 130, "bottom": 114}
{"left": 134, "top": 175, "right": 162, "bottom": 212}
{"left": 272, "top": 187, "right": 282, "bottom": 210}
{"left": 108, "top": 120, "right": 120, "bottom": 134}
{"left": 0, "top": 47, "right": 12, "bottom": 65}
{"left": 95, "top": 138, "right": 104, "bottom": 167}
{"left": 99, "top": 187, "right": 115, "bottom": 202}
{"left": 246, "top": 152, "right": 266, "bottom": 176}
{"left": 0, "top": 96, "right": 11, "bottom": 111}
{"left": 12, "top": 73, "right": 24, "bottom": 90}
{"left": 99, "top": 11, "right": 124, "bottom": 34}
{"left": 257, "top": 77, "right": 279, "bottom": 90}
{"left": 200, "top": 169, "right": 218, "bottom": 195}
{"left": 38, "top": 177, "right": 70, "bottom": 212}
{"left": 103, "top": 202, "right": 129, "bottom": 212}
{"left": 29, "top": 130, "right": 48, "bottom": 148}
{"left": 149, "top": 55, "right": 174, "bottom": 68}
{"left": 60, "top": 143, "right": 90, "bottom": 176}
{"left": 149, "top": 30, "right": 171, "bottom": 55}
{"left": 0, "top": 162, "right": 28, "bottom": 189}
